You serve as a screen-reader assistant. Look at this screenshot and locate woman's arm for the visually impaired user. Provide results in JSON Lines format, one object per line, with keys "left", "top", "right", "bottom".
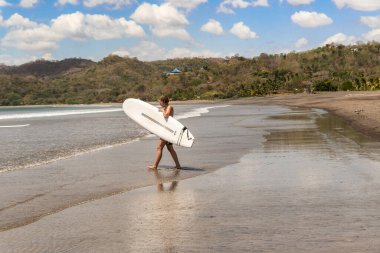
{"left": 161, "top": 105, "right": 173, "bottom": 118}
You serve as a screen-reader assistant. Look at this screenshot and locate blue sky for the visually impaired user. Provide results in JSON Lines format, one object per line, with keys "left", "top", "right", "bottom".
{"left": 0, "top": 0, "right": 380, "bottom": 65}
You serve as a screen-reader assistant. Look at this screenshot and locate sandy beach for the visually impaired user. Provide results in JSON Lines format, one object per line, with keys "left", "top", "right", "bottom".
{"left": 232, "top": 91, "right": 380, "bottom": 141}
{"left": 0, "top": 93, "right": 380, "bottom": 252}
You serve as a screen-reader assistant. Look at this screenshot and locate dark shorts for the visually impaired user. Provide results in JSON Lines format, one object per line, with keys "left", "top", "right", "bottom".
{"left": 160, "top": 138, "right": 172, "bottom": 146}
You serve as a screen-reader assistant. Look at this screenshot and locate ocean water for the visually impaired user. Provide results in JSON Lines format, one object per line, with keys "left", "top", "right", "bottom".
{"left": 0, "top": 103, "right": 221, "bottom": 172}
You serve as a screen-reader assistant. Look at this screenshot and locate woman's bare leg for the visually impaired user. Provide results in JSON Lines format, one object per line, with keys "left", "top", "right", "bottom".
{"left": 148, "top": 139, "right": 166, "bottom": 170}
{"left": 167, "top": 144, "right": 181, "bottom": 169}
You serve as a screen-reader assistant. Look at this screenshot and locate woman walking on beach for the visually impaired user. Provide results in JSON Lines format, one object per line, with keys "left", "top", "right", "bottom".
{"left": 147, "top": 95, "right": 181, "bottom": 170}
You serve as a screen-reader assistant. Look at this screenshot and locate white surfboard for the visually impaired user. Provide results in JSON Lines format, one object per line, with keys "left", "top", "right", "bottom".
{"left": 122, "top": 98, "right": 195, "bottom": 148}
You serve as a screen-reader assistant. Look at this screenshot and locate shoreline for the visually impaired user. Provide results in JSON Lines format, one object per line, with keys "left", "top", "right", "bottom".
{"left": 228, "top": 91, "right": 380, "bottom": 141}
{"left": 2, "top": 91, "right": 378, "bottom": 140}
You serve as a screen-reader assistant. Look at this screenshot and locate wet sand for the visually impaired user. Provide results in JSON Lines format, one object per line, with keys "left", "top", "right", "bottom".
{"left": 1, "top": 101, "right": 380, "bottom": 252}
{"left": 232, "top": 91, "right": 380, "bottom": 141}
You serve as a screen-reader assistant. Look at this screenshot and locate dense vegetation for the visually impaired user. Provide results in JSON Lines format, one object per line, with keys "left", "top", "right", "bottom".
{"left": 1, "top": 42, "right": 380, "bottom": 105}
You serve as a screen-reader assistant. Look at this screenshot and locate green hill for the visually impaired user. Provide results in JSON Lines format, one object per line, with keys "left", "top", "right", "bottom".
{"left": 0, "top": 58, "right": 95, "bottom": 77}
{"left": 1, "top": 42, "right": 380, "bottom": 106}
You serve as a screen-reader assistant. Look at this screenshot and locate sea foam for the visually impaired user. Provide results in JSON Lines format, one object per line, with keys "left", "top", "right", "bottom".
{"left": 176, "top": 105, "right": 230, "bottom": 120}
{"left": 0, "top": 108, "right": 123, "bottom": 120}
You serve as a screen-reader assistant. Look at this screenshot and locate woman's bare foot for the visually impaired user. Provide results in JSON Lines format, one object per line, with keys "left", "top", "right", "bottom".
{"left": 147, "top": 165, "right": 157, "bottom": 170}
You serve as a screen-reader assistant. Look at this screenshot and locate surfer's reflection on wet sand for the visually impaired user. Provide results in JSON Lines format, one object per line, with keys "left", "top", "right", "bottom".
{"left": 150, "top": 168, "right": 180, "bottom": 192}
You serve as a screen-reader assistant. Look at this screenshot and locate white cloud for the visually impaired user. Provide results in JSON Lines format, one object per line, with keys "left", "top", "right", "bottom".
{"left": 295, "top": 37, "right": 308, "bottom": 48}
{"left": 51, "top": 12, "right": 87, "bottom": 40}
{"left": 217, "top": 0, "right": 269, "bottom": 14}
{"left": 0, "top": 54, "right": 39, "bottom": 66}
{"left": 360, "top": 15, "right": 380, "bottom": 43}
{"left": 111, "top": 50, "right": 130, "bottom": 57}
{"left": 0, "top": 52, "right": 53, "bottom": 65}
{"left": 131, "top": 3, "right": 191, "bottom": 40}
{"left": 286, "top": 0, "right": 314, "bottom": 6}
{"left": 253, "top": 0, "right": 269, "bottom": 6}
{"left": 1, "top": 12, "right": 145, "bottom": 53}
{"left": 84, "top": 14, "right": 145, "bottom": 40}
{"left": 218, "top": 0, "right": 250, "bottom": 14}
{"left": 165, "top": 0, "right": 207, "bottom": 11}
{"left": 0, "top": 0, "right": 10, "bottom": 7}
{"left": 167, "top": 47, "right": 223, "bottom": 59}
{"left": 201, "top": 19, "right": 224, "bottom": 35}
{"left": 51, "top": 12, "right": 145, "bottom": 40}
{"left": 55, "top": 0, "right": 79, "bottom": 6}
{"left": 131, "top": 3, "right": 188, "bottom": 28}
{"left": 363, "top": 29, "right": 380, "bottom": 42}
{"left": 291, "top": 11, "right": 333, "bottom": 28}
{"left": 229, "top": 22, "right": 257, "bottom": 39}
{"left": 151, "top": 26, "right": 191, "bottom": 40}
{"left": 113, "top": 41, "right": 223, "bottom": 61}
{"left": 42, "top": 53, "right": 53, "bottom": 60}
{"left": 322, "top": 33, "right": 357, "bottom": 45}
{"left": 2, "top": 13, "right": 38, "bottom": 29}
{"left": 360, "top": 15, "right": 380, "bottom": 29}
{"left": 2, "top": 25, "right": 61, "bottom": 51}
{"left": 332, "top": 0, "right": 380, "bottom": 11}
{"left": 129, "top": 41, "right": 167, "bottom": 61}
{"left": 83, "top": 0, "right": 135, "bottom": 9}
{"left": 19, "top": 0, "right": 39, "bottom": 8}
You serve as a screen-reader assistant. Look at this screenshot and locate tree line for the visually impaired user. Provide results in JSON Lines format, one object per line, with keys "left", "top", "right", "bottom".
{"left": 1, "top": 42, "right": 380, "bottom": 106}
